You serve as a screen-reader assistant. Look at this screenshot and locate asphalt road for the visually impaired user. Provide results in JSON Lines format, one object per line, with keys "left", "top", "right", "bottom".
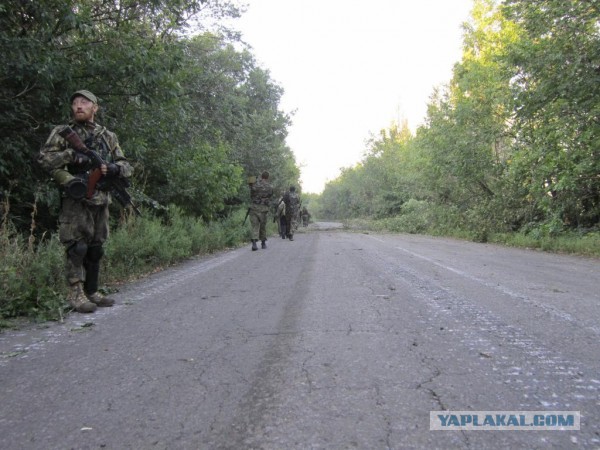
{"left": 1, "top": 223, "right": 599, "bottom": 449}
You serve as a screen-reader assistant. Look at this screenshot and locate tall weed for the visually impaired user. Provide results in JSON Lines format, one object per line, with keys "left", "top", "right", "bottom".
{"left": 2, "top": 207, "right": 253, "bottom": 324}
{"left": 1, "top": 224, "right": 66, "bottom": 321}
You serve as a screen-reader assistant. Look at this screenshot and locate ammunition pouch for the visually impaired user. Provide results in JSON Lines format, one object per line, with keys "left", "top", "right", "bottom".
{"left": 252, "top": 197, "right": 270, "bottom": 206}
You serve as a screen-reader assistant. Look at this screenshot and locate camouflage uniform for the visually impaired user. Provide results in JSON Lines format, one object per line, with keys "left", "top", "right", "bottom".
{"left": 249, "top": 175, "right": 273, "bottom": 249}
{"left": 38, "top": 114, "right": 132, "bottom": 312}
{"left": 283, "top": 187, "right": 300, "bottom": 240}
{"left": 276, "top": 197, "right": 286, "bottom": 238}
{"left": 301, "top": 206, "right": 311, "bottom": 227}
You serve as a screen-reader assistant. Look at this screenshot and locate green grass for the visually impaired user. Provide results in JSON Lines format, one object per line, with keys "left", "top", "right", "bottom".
{"left": 1, "top": 206, "right": 254, "bottom": 325}
{"left": 490, "top": 231, "right": 600, "bottom": 257}
{"left": 342, "top": 202, "right": 600, "bottom": 258}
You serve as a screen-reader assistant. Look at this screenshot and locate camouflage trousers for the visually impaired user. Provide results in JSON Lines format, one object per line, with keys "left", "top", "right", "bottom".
{"left": 59, "top": 198, "right": 109, "bottom": 285}
{"left": 285, "top": 211, "right": 298, "bottom": 237}
{"left": 277, "top": 214, "right": 287, "bottom": 238}
{"left": 249, "top": 204, "right": 269, "bottom": 241}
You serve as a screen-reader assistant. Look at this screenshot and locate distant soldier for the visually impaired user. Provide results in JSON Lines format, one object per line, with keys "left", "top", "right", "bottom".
{"left": 275, "top": 195, "right": 287, "bottom": 238}
{"left": 301, "top": 206, "right": 311, "bottom": 227}
{"left": 283, "top": 185, "right": 300, "bottom": 241}
{"left": 248, "top": 171, "right": 273, "bottom": 250}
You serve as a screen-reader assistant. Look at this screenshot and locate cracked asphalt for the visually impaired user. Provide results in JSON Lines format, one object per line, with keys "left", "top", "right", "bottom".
{"left": 1, "top": 224, "right": 599, "bottom": 449}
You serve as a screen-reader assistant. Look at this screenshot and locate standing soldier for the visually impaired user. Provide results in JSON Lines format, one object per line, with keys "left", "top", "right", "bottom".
{"left": 283, "top": 185, "right": 300, "bottom": 241}
{"left": 301, "top": 206, "right": 311, "bottom": 227}
{"left": 248, "top": 171, "right": 273, "bottom": 251}
{"left": 37, "top": 89, "right": 133, "bottom": 313}
{"left": 274, "top": 195, "right": 287, "bottom": 239}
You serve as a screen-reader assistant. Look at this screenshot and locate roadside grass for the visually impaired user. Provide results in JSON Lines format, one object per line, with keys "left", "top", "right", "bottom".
{"left": 342, "top": 202, "right": 600, "bottom": 258}
{"left": 1, "top": 206, "right": 253, "bottom": 325}
{"left": 0, "top": 223, "right": 66, "bottom": 324}
{"left": 490, "top": 231, "right": 600, "bottom": 257}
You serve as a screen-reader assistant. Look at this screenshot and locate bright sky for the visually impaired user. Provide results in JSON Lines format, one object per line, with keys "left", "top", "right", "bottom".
{"left": 235, "top": 0, "right": 474, "bottom": 193}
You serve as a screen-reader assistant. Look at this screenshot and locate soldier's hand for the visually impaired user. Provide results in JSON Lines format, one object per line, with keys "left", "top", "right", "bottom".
{"left": 73, "top": 153, "right": 90, "bottom": 166}
{"left": 103, "top": 163, "right": 120, "bottom": 178}
{"left": 69, "top": 153, "right": 91, "bottom": 172}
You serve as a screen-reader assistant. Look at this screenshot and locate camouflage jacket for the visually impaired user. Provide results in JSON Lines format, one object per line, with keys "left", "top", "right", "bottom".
{"left": 38, "top": 120, "right": 133, "bottom": 206}
{"left": 276, "top": 198, "right": 286, "bottom": 217}
{"left": 250, "top": 178, "right": 273, "bottom": 207}
{"left": 283, "top": 191, "right": 300, "bottom": 215}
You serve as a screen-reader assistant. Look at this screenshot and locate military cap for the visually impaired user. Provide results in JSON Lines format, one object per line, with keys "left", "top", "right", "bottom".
{"left": 70, "top": 89, "right": 98, "bottom": 104}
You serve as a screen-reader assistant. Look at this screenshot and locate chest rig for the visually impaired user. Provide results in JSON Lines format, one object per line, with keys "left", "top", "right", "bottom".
{"left": 66, "top": 124, "right": 113, "bottom": 181}
{"left": 82, "top": 126, "right": 112, "bottom": 162}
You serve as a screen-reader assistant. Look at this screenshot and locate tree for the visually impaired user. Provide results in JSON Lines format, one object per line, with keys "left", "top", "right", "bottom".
{"left": 503, "top": 0, "right": 600, "bottom": 228}
{"left": 419, "top": 0, "right": 519, "bottom": 223}
{"left": 1, "top": 0, "right": 301, "bottom": 230}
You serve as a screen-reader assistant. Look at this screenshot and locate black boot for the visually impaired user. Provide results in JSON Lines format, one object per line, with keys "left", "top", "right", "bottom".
{"left": 261, "top": 240, "right": 267, "bottom": 249}
{"left": 281, "top": 222, "right": 287, "bottom": 239}
{"left": 83, "top": 245, "right": 114, "bottom": 307}
{"left": 251, "top": 240, "right": 258, "bottom": 251}
{"left": 83, "top": 257, "right": 100, "bottom": 298}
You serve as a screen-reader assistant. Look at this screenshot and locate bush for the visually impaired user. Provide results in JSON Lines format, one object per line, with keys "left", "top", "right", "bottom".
{"left": 1, "top": 206, "right": 254, "bottom": 324}
{"left": 350, "top": 200, "right": 466, "bottom": 237}
{"left": 1, "top": 225, "right": 66, "bottom": 321}
{"left": 104, "top": 206, "right": 255, "bottom": 280}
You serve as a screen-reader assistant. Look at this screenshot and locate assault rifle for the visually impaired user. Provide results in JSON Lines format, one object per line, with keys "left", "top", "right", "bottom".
{"left": 242, "top": 207, "right": 251, "bottom": 225}
{"left": 58, "top": 126, "right": 141, "bottom": 216}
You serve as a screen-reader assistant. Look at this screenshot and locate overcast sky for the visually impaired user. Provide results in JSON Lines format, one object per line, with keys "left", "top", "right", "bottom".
{"left": 234, "top": 0, "right": 474, "bottom": 193}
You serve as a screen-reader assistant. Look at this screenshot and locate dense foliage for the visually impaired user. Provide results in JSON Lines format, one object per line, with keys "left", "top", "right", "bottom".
{"left": 0, "top": 0, "right": 301, "bottom": 321}
{"left": 317, "top": 0, "right": 599, "bottom": 239}
{"left": 0, "top": 0, "right": 300, "bottom": 234}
